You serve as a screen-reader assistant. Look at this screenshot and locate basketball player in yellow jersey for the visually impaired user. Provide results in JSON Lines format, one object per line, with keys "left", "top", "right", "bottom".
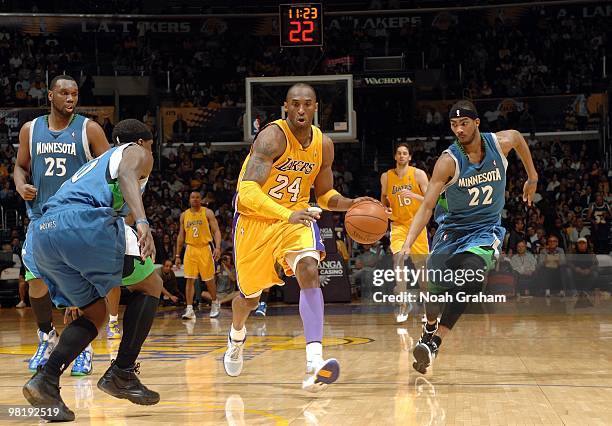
{"left": 175, "top": 191, "right": 222, "bottom": 319}
{"left": 224, "top": 83, "right": 375, "bottom": 392}
{"left": 380, "top": 143, "right": 429, "bottom": 322}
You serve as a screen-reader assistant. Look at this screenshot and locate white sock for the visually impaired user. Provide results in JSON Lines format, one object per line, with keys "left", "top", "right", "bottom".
{"left": 230, "top": 324, "right": 246, "bottom": 342}
{"left": 109, "top": 314, "right": 118, "bottom": 323}
{"left": 187, "top": 304, "right": 193, "bottom": 310}
{"left": 306, "top": 342, "right": 323, "bottom": 366}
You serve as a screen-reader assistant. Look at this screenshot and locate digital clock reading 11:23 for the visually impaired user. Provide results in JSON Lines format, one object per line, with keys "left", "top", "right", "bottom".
{"left": 279, "top": 4, "right": 323, "bottom": 47}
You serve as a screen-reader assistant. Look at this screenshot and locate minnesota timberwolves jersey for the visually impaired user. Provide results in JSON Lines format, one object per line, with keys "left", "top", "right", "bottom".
{"left": 43, "top": 144, "right": 148, "bottom": 217}
{"left": 435, "top": 133, "right": 507, "bottom": 233}
{"left": 27, "top": 114, "right": 93, "bottom": 219}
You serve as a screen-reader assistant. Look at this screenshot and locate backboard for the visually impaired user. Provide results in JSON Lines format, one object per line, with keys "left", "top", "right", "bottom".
{"left": 245, "top": 75, "right": 356, "bottom": 142}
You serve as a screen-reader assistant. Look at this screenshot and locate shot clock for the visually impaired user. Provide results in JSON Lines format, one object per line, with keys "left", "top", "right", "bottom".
{"left": 279, "top": 4, "right": 323, "bottom": 47}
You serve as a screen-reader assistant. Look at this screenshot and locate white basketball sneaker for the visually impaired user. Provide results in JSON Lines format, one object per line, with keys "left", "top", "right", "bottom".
{"left": 395, "top": 303, "right": 410, "bottom": 323}
{"left": 209, "top": 300, "right": 221, "bottom": 318}
{"left": 181, "top": 306, "right": 196, "bottom": 320}
{"left": 223, "top": 335, "right": 246, "bottom": 377}
{"left": 302, "top": 358, "right": 340, "bottom": 393}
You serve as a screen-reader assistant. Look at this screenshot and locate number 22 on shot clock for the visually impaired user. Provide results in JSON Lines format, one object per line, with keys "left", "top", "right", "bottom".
{"left": 279, "top": 3, "right": 323, "bottom": 47}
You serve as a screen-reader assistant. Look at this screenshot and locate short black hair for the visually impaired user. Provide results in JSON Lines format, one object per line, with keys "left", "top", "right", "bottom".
{"left": 286, "top": 83, "right": 317, "bottom": 101}
{"left": 50, "top": 74, "right": 77, "bottom": 90}
{"left": 449, "top": 100, "right": 478, "bottom": 117}
{"left": 112, "top": 119, "right": 152, "bottom": 145}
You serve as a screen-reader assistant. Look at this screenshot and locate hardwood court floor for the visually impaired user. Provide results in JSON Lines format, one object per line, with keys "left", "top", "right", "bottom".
{"left": 0, "top": 299, "right": 611, "bottom": 425}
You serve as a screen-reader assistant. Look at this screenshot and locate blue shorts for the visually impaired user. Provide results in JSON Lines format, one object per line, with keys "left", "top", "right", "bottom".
{"left": 33, "top": 207, "right": 126, "bottom": 308}
{"left": 426, "top": 224, "right": 505, "bottom": 291}
{"left": 22, "top": 221, "right": 41, "bottom": 280}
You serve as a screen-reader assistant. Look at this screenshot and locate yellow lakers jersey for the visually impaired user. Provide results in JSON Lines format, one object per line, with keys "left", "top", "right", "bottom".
{"left": 386, "top": 166, "right": 424, "bottom": 223}
{"left": 183, "top": 208, "right": 213, "bottom": 247}
{"left": 236, "top": 119, "right": 323, "bottom": 218}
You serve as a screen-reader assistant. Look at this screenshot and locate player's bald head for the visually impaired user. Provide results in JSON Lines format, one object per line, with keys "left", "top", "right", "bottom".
{"left": 286, "top": 83, "right": 317, "bottom": 102}
{"left": 50, "top": 74, "right": 77, "bottom": 91}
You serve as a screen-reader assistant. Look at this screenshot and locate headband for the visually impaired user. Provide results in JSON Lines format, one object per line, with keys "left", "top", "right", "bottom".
{"left": 114, "top": 130, "right": 153, "bottom": 145}
{"left": 449, "top": 108, "right": 478, "bottom": 120}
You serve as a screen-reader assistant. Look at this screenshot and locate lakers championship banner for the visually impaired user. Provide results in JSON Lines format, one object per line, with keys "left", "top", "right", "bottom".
{"left": 160, "top": 107, "right": 243, "bottom": 143}
{"left": 76, "top": 106, "right": 115, "bottom": 124}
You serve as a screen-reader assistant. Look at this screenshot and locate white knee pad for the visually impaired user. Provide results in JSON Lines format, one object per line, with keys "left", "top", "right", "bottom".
{"left": 285, "top": 250, "right": 321, "bottom": 275}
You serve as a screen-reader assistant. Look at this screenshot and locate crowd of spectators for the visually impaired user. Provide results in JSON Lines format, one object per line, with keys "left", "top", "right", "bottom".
{"left": 458, "top": 9, "right": 607, "bottom": 98}
{"left": 0, "top": 3, "right": 609, "bottom": 107}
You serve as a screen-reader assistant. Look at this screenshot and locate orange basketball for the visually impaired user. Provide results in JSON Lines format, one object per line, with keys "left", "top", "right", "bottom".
{"left": 345, "top": 200, "right": 389, "bottom": 244}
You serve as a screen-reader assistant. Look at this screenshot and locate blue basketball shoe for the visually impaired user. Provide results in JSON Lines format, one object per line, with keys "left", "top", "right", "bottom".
{"left": 254, "top": 302, "right": 267, "bottom": 317}
{"left": 28, "top": 329, "right": 59, "bottom": 372}
{"left": 71, "top": 344, "right": 93, "bottom": 376}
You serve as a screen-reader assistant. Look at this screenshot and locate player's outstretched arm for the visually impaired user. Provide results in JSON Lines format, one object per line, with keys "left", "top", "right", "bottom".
{"left": 175, "top": 212, "right": 185, "bottom": 266}
{"left": 496, "top": 130, "right": 538, "bottom": 206}
{"left": 206, "top": 208, "right": 222, "bottom": 261}
{"left": 13, "top": 121, "right": 37, "bottom": 201}
{"left": 86, "top": 119, "right": 111, "bottom": 157}
{"left": 314, "top": 136, "right": 379, "bottom": 211}
{"left": 399, "top": 154, "right": 455, "bottom": 256}
{"left": 118, "top": 145, "right": 155, "bottom": 260}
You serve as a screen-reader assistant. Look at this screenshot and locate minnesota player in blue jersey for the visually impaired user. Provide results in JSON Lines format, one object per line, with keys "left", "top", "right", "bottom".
{"left": 399, "top": 100, "right": 538, "bottom": 374}
{"left": 22, "top": 119, "right": 162, "bottom": 422}
{"left": 13, "top": 74, "right": 116, "bottom": 376}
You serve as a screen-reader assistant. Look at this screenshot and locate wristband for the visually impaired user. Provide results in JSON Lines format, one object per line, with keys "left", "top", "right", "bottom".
{"left": 526, "top": 179, "right": 538, "bottom": 185}
{"left": 317, "top": 189, "right": 341, "bottom": 210}
{"left": 135, "top": 218, "right": 149, "bottom": 227}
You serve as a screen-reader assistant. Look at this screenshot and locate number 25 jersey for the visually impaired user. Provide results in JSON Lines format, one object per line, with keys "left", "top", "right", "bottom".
{"left": 27, "top": 114, "right": 93, "bottom": 219}
{"left": 236, "top": 119, "right": 323, "bottom": 219}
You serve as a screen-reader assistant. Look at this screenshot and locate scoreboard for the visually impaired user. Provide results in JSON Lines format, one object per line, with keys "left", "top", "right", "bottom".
{"left": 279, "top": 3, "right": 323, "bottom": 47}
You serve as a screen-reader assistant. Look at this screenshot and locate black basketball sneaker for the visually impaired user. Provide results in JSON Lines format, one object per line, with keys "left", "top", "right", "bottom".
{"left": 413, "top": 321, "right": 440, "bottom": 374}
